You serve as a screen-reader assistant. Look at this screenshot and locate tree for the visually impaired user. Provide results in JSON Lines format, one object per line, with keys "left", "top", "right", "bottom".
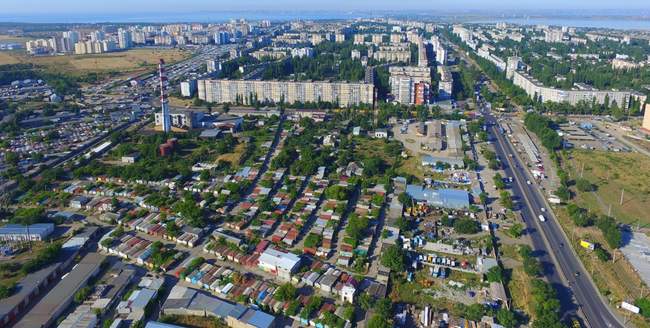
{"left": 463, "top": 303, "right": 485, "bottom": 321}
{"left": 200, "top": 170, "right": 211, "bottom": 181}
{"left": 555, "top": 185, "right": 570, "bottom": 202}
{"left": 594, "top": 247, "right": 611, "bottom": 262}
{"left": 479, "top": 192, "right": 488, "bottom": 204}
{"left": 486, "top": 266, "right": 505, "bottom": 283}
{"left": 493, "top": 173, "right": 506, "bottom": 190}
{"left": 358, "top": 292, "right": 373, "bottom": 310}
{"left": 518, "top": 244, "right": 533, "bottom": 259}
{"left": 500, "top": 191, "right": 514, "bottom": 210}
{"left": 478, "top": 131, "right": 489, "bottom": 142}
{"left": 453, "top": 218, "right": 480, "bottom": 234}
{"left": 508, "top": 223, "right": 524, "bottom": 238}
{"left": 367, "top": 314, "right": 391, "bottom": 328}
{"left": 496, "top": 309, "right": 518, "bottom": 328}
{"left": 398, "top": 192, "right": 412, "bottom": 206}
{"left": 74, "top": 286, "right": 91, "bottom": 303}
{"left": 342, "top": 305, "right": 355, "bottom": 321}
{"left": 304, "top": 233, "right": 322, "bottom": 248}
{"left": 0, "top": 283, "right": 15, "bottom": 299}
{"left": 325, "top": 185, "right": 349, "bottom": 201}
{"left": 596, "top": 215, "right": 622, "bottom": 249}
{"left": 4, "top": 151, "right": 19, "bottom": 166}
{"left": 575, "top": 178, "right": 594, "bottom": 192}
{"left": 274, "top": 283, "right": 297, "bottom": 302}
{"left": 635, "top": 298, "right": 650, "bottom": 318}
{"left": 380, "top": 244, "right": 406, "bottom": 271}
{"left": 523, "top": 257, "right": 542, "bottom": 276}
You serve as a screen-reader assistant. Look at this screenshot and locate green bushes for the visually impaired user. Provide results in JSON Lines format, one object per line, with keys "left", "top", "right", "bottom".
{"left": 453, "top": 218, "right": 481, "bottom": 234}
{"left": 380, "top": 244, "right": 406, "bottom": 271}
{"left": 635, "top": 298, "right": 650, "bottom": 318}
{"left": 21, "top": 242, "right": 62, "bottom": 274}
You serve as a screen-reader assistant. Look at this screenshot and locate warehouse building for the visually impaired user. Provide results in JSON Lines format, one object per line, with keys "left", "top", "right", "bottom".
{"left": 0, "top": 223, "right": 54, "bottom": 242}
{"left": 14, "top": 252, "right": 106, "bottom": 328}
{"left": 162, "top": 285, "right": 276, "bottom": 328}
{"left": 257, "top": 247, "right": 302, "bottom": 281}
{"left": 405, "top": 185, "right": 470, "bottom": 209}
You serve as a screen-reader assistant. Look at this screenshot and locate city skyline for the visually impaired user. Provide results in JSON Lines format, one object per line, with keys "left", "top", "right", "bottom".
{"left": 2, "top": 0, "right": 650, "bottom": 16}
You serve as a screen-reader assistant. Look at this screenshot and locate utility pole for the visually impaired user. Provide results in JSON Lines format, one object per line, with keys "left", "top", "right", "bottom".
{"left": 580, "top": 163, "right": 585, "bottom": 178}
{"left": 620, "top": 188, "right": 625, "bottom": 206}
{"left": 608, "top": 204, "right": 612, "bottom": 217}
{"left": 639, "top": 282, "right": 647, "bottom": 299}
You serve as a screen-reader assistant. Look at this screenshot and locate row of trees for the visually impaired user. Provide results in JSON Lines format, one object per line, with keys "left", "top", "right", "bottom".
{"left": 524, "top": 112, "right": 563, "bottom": 150}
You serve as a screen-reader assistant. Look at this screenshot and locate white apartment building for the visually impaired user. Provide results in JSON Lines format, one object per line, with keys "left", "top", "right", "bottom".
{"left": 181, "top": 80, "right": 198, "bottom": 98}
{"left": 437, "top": 66, "right": 453, "bottom": 100}
{"left": 197, "top": 79, "right": 374, "bottom": 108}
{"left": 510, "top": 70, "right": 631, "bottom": 109}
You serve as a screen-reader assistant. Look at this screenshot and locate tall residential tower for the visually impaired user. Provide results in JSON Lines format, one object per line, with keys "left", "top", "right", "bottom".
{"left": 158, "top": 59, "right": 171, "bottom": 133}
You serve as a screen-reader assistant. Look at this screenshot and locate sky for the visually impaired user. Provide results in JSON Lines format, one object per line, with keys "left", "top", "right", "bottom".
{"left": 2, "top": 0, "right": 650, "bottom": 14}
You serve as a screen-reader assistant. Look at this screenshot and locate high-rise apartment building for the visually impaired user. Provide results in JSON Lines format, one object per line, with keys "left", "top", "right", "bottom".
{"left": 389, "top": 66, "right": 432, "bottom": 104}
{"left": 90, "top": 30, "right": 105, "bottom": 42}
{"left": 118, "top": 29, "right": 132, "bottom": 49}
{"left": 437, "top": 66, "right": 453, "bottom": 100}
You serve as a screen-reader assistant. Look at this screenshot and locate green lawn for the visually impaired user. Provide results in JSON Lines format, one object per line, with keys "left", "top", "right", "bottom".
{"left": 567, "top": 150, "right": 650, "bottom": 226}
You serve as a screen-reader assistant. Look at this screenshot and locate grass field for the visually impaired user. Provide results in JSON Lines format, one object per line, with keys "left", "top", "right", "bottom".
{"left": 0, "top": 48, "right": 191, "bottom": 75}
{"left": 396, "top": 151, "right": 427, "bottom": 181}
{"left": 0, "top": 34, "right": 34, "bottom": 44}
{"left": 217, "top": 142, "right": 247, "bottom": 166}
{"left": 566, "top": 150, "right": 650, "bottom": 226}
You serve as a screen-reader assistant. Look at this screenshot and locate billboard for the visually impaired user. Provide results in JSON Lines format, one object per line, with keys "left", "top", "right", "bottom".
{"left": 580, "top": 240, "right": 595, "bottom": 251}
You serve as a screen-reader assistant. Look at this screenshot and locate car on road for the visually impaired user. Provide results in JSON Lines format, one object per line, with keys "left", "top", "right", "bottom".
{"left": 538, "top": 214, "right": 546, "bottom": 222}
{"left": 540, "top": 207, "right": 546, "bottom": 212}
{"left": 526, "top": 180, "right": 532, "bottom": 185}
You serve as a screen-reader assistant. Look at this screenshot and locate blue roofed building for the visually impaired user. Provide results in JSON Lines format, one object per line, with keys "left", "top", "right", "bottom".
{"left": 145, "top": 321, "right": 185, "bottom": 328}
{"left": 0, "top": 223, "right": 54, "bottom": 242}
{"left": 405, "top": 185, "right": 470, "bottom": 209}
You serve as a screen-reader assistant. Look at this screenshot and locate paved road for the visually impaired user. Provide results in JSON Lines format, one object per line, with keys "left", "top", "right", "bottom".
{"left": 483, "top": 108, "right": 624, "bottom": 328}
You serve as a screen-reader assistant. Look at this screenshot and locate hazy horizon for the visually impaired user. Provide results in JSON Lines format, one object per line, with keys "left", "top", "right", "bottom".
{"left": 2, "top": 0, "right": 650, "bottom": 16}
{"left": 0, "top": 0, "right": 648, "bottom": 25}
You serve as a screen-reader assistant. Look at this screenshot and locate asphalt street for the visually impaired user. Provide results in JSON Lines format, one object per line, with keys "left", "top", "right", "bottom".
{"left": 483, "top": 107, "right": 624, "bottom": 328}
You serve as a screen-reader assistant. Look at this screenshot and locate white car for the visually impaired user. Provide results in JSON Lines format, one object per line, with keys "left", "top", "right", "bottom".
{"left": 541, "top": 207, "right": 546, "bottom": 212}
{"left": 538, "top": 214, "right": 546, "bottom": 222}
{"left": 526, "top": 180, "right": 532, "bottom": 185}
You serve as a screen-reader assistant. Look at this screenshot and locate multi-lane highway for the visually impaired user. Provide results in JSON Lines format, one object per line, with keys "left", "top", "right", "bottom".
{"left": 482, "top": 106, "right": 624, "bottom": 328}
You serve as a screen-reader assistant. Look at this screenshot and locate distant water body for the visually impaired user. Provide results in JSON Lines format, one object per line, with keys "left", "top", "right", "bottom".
{"left": 0, "top": 11, "right": 375, "bottom": 24}
{"left": 2, "top": 12, "right": 650, "bottom": 31}
{"left": 470, "top": 17, "right": 650, "bottom": 30}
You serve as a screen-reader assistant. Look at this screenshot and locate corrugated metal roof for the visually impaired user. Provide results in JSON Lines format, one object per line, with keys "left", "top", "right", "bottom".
{"left": 406, "top": 185, "right": 469, "bottom": 209}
